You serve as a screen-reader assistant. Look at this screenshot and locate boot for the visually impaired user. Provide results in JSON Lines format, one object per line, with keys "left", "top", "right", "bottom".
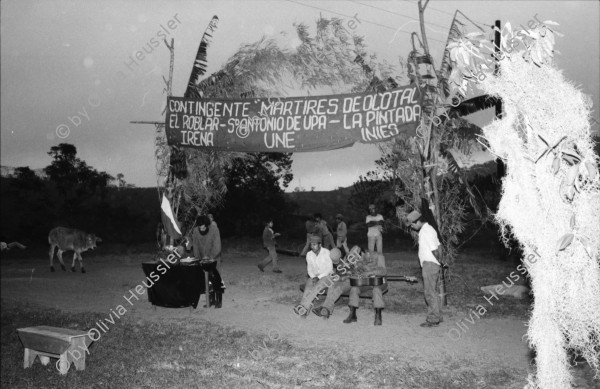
{"left": 374, "top": 308, "right": 383, "bottom": 326}
{"left": 215, "top": 292, "right": 222, "bottom": 308}
{"left": 343, "top": 306, "right": 357, "bottom": 324}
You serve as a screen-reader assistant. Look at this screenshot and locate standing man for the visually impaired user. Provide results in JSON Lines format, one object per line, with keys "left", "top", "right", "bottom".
{"left": 335, "top": 214, "right": 350, "bottom": 254}
{"left": 258, "top": 219, "right": 282, "bottom": 273}
{"left": 299, "top": 215, "right": 317, "bottom": 256}
{"left": 407, "top": 210, "right": 443, "bottom": 327}
{"left": 315, "top": 213, "right": 335, "bottom": 250}
{"left": 366, "top": 204, "right": 384, "bottom": 258}
{"left": 294, "top": 235, "right": 333, "bottom": 317}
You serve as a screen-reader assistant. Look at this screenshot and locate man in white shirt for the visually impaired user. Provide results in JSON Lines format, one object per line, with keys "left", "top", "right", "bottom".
{"left": 366, "top": 204, "right": 384, "bottom": 258}
{"left": 294, "top": 235, "right": 333, "bottom": 317}
{"left": 407, "top": 209, "right": 443, "bottom": 327}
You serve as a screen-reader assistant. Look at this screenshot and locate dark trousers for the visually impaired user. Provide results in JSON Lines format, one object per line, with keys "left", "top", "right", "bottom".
{"left": 202, "top": 261, "right": 224, "bottom": 293}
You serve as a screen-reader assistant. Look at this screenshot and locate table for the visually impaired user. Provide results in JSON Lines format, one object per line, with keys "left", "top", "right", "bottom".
{"left": 142, "top": 261, "right": 206, "bottom": 309}
{"left": 17, "top": 326, "right": 93, "bottom": 375}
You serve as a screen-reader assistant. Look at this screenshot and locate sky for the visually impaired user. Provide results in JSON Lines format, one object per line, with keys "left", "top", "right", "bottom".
{"left": 1, "top": 0, "right": 598, "bottom": 191}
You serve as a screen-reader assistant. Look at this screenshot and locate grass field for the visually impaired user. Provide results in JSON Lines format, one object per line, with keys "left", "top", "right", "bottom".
{"left": 1, "top": 302, "right": 527, "bottom": 389}
{"left": 1, "top": 240, "right": 597, "bottom": 389}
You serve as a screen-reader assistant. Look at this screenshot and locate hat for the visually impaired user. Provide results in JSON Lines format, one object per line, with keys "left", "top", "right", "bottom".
{"left": 336, "top": 214, "right": 343, "bottom": 219}
{"left": 309, "top": 235, "right": 322, "bottom": 244}
{"left": 406, "top": 210, "right": 422, "bottom": 223}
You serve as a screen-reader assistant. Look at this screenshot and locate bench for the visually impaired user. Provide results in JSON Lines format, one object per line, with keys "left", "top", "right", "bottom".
{"left": 17, "top": 326, "right": 93, "bottom": 375}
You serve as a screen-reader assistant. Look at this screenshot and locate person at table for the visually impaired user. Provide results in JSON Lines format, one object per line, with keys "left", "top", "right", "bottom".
{"left": 293, "top": 235, "right": 333, "bottom": 318}
{"left": 188, "top": 215, "right": 224, "bottom": 308}
{"left": 258, "top": 218, "right": 282, "bottom": 273}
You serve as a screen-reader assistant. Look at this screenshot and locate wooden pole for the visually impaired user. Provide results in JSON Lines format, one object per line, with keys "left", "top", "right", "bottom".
{"left": 163, "top": 38, "right": 176, "bottom": 247}
{"left": 494, "top": 21, "right": 504, "bottom": 176}
{"left": 418, "top": 0, "right": 447, "bottom": 306}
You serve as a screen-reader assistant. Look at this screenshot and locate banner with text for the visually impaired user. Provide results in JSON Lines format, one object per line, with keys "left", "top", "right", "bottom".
{"left": 165, "top": 86, "right": 421, "bottom": 152}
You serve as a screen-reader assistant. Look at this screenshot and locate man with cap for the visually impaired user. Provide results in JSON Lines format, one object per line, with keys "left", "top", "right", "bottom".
{"left": 294, "top": 235, "right": 334, "bottom": 317}
{"left": 406, "top": 209, "right": 443, "bottom": 327}
{"left": 335, "top": 214, "right": 349, "bottom": 254}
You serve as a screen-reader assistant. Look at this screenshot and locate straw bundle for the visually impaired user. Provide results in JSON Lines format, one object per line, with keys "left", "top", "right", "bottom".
{"left": 479, "top": 54, "right": 600, "bottom": 388}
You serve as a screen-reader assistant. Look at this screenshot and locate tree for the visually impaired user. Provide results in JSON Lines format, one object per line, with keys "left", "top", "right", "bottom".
{"left": 43, "top": 143, "right": 113, "bottom": 221}
{"left": 116, "top": 173, "right": 126, "bottom": 190}
{"left": 349, "top": 172, "right": 394, "bottom": 214}
{"left": 2, "top": 167, "right": 52, "bottom": 240}
{"left": 218, "top": 153, "right": 294, "bottom": 236}
{"left": 14, "top": 166, "right": 40, "bottom": 182}
{"left": 45, "top": 143, "right": 113, "bottom": 196}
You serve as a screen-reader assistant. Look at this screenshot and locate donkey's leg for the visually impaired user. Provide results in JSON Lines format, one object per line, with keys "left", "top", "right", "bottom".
{"left": 71, "top": 252, "right": 77, "bottom": 272}
{"left": 57, "top": 250, "right": 66, "bottom": 271}
{"left": 78, "top": 252, "right": 85, "bottom": 273}
{"left": 49, "top": 245, "right": 56, "bottom": 272}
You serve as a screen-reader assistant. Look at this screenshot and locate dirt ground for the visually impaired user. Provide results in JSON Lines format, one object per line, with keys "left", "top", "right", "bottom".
{"left": 1, "top": 247, "right": 539, "bottom": 385}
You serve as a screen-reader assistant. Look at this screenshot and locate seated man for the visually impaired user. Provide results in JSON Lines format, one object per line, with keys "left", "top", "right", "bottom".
{"left": 311, "top": 253, "right": 352, "bottom": 320}
{"left": 314, "top": 246, "right": 387, "bottom": 326}
{"left": 294, "top": 235, "right": 334, "bottom": 318}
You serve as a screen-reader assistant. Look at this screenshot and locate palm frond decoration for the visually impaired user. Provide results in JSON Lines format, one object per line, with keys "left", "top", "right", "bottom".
{"left": 437, "top": 17, "right": 465, "bottom": 98}
{"left": 184, "top": 15, "right": 219, "bottom": 98}
{"left": 188, "top": 16, "right": 399, "bottom": 99}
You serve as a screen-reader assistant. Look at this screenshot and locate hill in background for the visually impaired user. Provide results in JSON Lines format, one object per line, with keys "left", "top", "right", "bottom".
{"left": 284, "top": 186, "right": 364, "bottom": 224}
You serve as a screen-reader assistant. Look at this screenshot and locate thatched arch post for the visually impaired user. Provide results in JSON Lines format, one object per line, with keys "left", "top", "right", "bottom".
{"left": 448, "top": 21, "right": 600, "bottom": 387}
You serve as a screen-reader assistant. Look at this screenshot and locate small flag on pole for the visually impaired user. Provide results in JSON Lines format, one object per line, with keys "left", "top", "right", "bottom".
{"left": 161, "top": 194, "right": 182, "bottom": 240}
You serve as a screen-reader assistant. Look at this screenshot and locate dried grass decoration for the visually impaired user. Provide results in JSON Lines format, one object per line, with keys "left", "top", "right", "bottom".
{"left": 448, "top": 21, "right": 600, "bottom": 388}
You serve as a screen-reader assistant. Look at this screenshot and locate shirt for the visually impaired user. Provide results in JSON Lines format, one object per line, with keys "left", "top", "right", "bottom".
{"left": 306, "top": 247, "right": 333, "bottom": 279}
{"left": 418, "top": 223, "right": 441, "bottom": 266}
{"left": 192, "top": 225, "right": 221, "bottom": 260}
{"left": 366, "top": 214, "right": 384, "bottom": 237}
{"left": 317, "top": 220, "right": 334, "bottom": 239}
{"left": 262, "top": 226, "right": 276, "bottom": 248}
